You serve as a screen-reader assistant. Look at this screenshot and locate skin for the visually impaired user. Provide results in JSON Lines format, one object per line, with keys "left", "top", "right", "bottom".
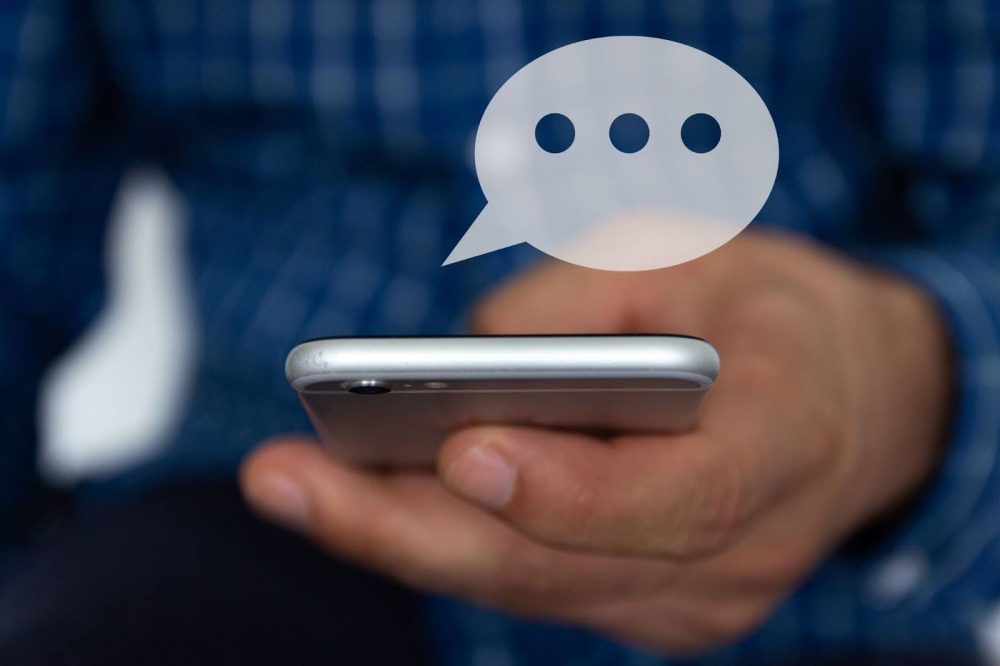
{"left": 240, "top": 232, "right": 953, "bottom": 656}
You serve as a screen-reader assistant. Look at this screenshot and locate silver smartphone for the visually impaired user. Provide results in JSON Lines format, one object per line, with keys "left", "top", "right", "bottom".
{"left": 286, "top": 335, "right": 720, "bottom": 465}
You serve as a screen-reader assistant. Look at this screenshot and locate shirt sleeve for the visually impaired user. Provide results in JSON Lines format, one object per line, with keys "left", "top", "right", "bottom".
{"left": 850, "top": 0, "right": 1000, "bottom": 615}
{"left": 0, "top": 0, "right": 125, "bottom": 545}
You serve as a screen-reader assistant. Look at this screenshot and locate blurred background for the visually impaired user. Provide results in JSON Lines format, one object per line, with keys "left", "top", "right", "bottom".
{"left": 38, "top": 169, "right": 197, "bottom": 484}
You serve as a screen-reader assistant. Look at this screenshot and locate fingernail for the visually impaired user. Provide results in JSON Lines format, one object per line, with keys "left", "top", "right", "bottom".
{"left": 245, "top": 472, "right": 311, "bottom": 533}
{"left": 444, "top": 445, "right": 517, "bottom": 510}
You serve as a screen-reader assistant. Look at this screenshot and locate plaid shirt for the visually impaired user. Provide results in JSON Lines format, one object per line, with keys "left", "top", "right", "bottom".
{"left": 1, "top": 0, "right": 998, "bottom": 663}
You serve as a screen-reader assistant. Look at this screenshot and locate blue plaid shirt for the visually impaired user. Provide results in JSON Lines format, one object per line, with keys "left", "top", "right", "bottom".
{"left": 2, "top": 1, "right": 999, "bottom": 663}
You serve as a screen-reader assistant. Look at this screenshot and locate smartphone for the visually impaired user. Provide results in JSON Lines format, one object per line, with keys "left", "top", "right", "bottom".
{"left": 286, "top": 335, "right": 719, "bottom": 465}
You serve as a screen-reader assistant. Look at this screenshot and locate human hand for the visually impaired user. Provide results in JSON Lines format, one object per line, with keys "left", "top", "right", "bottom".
{"left": 240, "top": 232, "right": 952, "bottom": 655}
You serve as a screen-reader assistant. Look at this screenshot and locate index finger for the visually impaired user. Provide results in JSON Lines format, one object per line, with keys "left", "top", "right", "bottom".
{"left": 239, "top": 439, "right": 681, "bottom": 613}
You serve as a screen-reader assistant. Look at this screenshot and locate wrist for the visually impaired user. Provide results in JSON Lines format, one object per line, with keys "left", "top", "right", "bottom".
{"left": 852, "top": 271, "right": 954, "bottom": 528}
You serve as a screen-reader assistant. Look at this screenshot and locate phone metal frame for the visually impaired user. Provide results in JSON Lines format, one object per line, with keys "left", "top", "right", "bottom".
{"left": 287, "top": 335, "right": 719, "bottom": 465}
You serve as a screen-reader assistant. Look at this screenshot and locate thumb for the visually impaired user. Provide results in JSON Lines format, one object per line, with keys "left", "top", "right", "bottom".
{"left": 437, "top": 425, "right": 748, "bottom": 559}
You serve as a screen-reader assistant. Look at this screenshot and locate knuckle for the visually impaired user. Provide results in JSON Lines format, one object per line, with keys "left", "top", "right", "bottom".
{"left": 509, "top": 468, "right": 608, "bottom": 552}
{"left": 676, "top": 455, "right": 750, "bottom": 557}
{"left": 619, "top": 448, "right": 752, "bottom": 559}
{"left": 561, "top": 480, "right": 604, "bottom": 534}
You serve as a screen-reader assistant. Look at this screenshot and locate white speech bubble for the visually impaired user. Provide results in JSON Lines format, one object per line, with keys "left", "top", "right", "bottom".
{"left": 443, "top": 37, "right": 779, "bottom": 271}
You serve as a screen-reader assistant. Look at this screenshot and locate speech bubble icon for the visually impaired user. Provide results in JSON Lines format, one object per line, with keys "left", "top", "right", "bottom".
{"left": 443, "top": 36, "right": 779, "bottom": 271}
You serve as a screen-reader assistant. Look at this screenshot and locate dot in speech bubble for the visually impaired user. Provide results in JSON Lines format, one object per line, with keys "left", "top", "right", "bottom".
{"left": 443, "top": 36, "right": 779, "bottom": 271}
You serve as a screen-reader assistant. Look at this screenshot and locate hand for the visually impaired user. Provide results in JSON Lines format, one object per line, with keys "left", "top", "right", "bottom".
{"left": 240, "top": 232, "right": 952, "bottom": 655}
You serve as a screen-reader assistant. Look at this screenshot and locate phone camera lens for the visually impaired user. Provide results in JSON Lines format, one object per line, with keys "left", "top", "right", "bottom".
{"left": 345, "top": 380, "right": 391, "bottom": 395}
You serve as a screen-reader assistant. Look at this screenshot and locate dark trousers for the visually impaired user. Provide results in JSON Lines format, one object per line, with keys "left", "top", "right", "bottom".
{"left": 0, "top": 482, "right": 430, "bottom": 665}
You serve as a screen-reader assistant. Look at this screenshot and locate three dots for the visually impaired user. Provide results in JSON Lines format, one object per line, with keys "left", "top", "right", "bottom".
{"left": 534, "top": 112, "right": 721, "bottom": 155}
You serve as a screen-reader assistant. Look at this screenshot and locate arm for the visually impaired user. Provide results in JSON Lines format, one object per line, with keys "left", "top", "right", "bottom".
{"left": 0, "top": 0, "right": 124, "bottom": 548}
{"left": 844, "top": 0, "right": 1000, "bottom": 615}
